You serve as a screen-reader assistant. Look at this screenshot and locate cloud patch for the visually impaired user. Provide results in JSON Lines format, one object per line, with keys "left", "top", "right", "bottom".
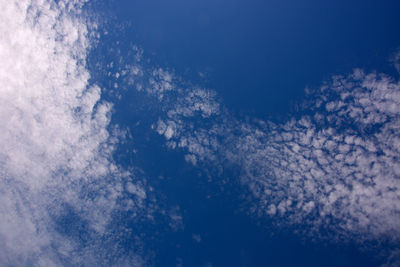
{"left": 235, "top": 68, "right": 400, "bottom": 240}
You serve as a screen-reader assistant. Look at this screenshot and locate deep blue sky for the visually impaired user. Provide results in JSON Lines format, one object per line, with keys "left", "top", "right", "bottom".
{"left": 88, "top": 1, "right": 400, "bottom": 266}
{"left": 110, "top": 0, "right": 400, "bottom": 120}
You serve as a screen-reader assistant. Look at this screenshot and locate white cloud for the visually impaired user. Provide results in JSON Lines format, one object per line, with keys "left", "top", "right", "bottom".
{"left": 0, "top": 1, "right": 147, "bottom": 265}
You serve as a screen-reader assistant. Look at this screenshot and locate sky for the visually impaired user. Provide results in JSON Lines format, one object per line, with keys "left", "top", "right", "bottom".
{"left": 1, "top": 0, "right": 400, "bottom": 266}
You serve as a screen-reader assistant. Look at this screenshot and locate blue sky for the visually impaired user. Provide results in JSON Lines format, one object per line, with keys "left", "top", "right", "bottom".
{"left": 109, "top": 0, "right": 400, "bottom": 119}
{"left": 1, "top": 0, "right": 400, "bottom": 266}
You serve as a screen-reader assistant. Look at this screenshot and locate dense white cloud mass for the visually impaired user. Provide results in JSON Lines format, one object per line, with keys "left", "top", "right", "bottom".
{"left": 141, "top": 56, "right": 400, "bottom": 246}
{"left": 0, "top": 1, "right": 146, "bottom": 265}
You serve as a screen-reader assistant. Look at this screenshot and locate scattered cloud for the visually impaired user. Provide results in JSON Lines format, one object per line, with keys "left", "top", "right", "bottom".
{"left": 142, "top": 51, "right": 400, "bottom": 251}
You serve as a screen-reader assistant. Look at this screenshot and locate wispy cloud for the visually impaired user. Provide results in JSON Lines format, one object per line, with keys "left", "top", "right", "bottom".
{"left": 0, "top": 1, "right": 148, "bottom": 265}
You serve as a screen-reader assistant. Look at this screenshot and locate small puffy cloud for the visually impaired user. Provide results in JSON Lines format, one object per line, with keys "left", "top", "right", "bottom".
{"left": 192, "top": 234, "right": 202, "bottom": 243}
{"left": 169, "top": 206, "right": 184, "bottom": 232}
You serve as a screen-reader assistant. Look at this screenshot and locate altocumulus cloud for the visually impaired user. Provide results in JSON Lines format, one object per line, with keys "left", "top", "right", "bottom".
{"left": 0, "top": 0, "right": 148, "bottom": 266}
{"left": 233, "top": 68, "right": 400, "bottom": 240}
{"left": 127, "top": 51, "right": 400, "bottom": 259}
